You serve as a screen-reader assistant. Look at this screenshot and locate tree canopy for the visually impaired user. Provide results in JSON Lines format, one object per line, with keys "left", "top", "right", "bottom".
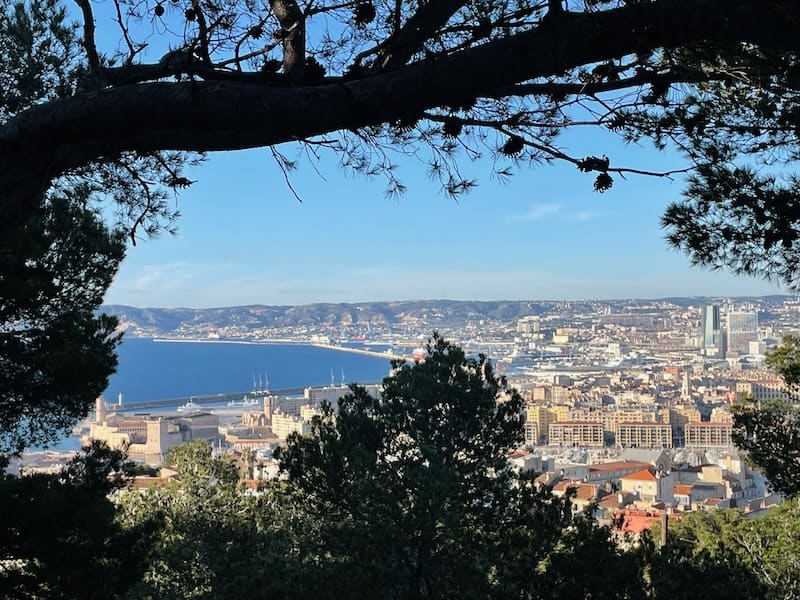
{"left": 649, "top": 501, "right": 800, "bottom": 599}
{"left": 0, "top": 441, "right": 157, "bottom": 599}
{"left": 3, "top": 0, "right": 800, "bottom": 282}
{"left": 764, "top": 334, "right": 800, "bottom": 398}
{"left": 733, "top": 335, "right": 800, "bottom": 498}
{"left": 0, "top": 184, "right": 125, "bottom": 453}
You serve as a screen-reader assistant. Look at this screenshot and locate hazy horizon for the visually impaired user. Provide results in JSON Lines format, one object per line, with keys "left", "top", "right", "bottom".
{"left": 103, "top": 293, "right": 793, "bottom": 311}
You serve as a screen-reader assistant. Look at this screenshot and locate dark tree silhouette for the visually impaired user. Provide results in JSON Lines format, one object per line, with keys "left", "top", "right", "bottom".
{"left": 734, "top": 336, "right": 800, "bottom": 497}
{"left": 0, "top": 442, "right": 157, "bottom": 599}
{"left": 2, "top": 0, "right": 800, "bottom": 281}
{"left": 275, "top": 335, "right": 642, "bottom": 599}
{"left": 0, "top": 185, "right": 124, "bottom": 453}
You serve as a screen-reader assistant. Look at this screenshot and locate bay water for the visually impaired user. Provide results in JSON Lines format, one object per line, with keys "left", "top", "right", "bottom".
{"left": 105, "top": 338, "right": 394, "bottom": 403}
{"left": 40, "top": 338, "right": 393, "bottom": 452}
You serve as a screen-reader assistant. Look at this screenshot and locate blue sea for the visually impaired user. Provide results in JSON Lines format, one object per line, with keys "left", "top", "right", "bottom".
{"left": 104, "top": 338, "right": 394, "bottom": 403}
{"left": 40, "top": 338, "right": 393, "bottom": 452}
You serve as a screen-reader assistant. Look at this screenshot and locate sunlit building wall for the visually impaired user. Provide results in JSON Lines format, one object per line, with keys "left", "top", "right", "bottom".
{"left": 727, "top": 311, "right": 758, "bottom": 355}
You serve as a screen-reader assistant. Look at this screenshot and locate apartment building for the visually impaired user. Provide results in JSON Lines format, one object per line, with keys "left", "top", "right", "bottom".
{"left": 684, "top": 422, "right": 734, "bottom": 448}
{"left": 271, "top": 409, "right": 312, "bottom": 441}
{"left": 548, "top": 421, "right": 604, "bottom": 447}
{"left": 616, "top": 422, "right": 673, "bottom": 448}
{"left": 736, "top": 380, "right": 791, "bottom": 402}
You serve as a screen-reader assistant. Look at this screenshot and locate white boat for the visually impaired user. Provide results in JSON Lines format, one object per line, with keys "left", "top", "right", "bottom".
{"left": 228, "top": 394, "right": 262, "bottom": 408}
{"left": 177, "top": 398, "right": 204, "bottom": 413}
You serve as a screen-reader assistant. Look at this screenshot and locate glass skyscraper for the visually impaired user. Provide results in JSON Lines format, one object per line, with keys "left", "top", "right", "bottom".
{"left": 701, "top": 305, "right": 722, "bottom": 355}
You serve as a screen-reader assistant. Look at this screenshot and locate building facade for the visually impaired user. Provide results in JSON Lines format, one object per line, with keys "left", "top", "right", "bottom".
{"left": 88, "top": 397, "right": 219, "bottom": 465}
{"left": 701, "top": 305, "right": 722, "bottom": 355}
{"left": 548, "top": 421, "right": 604, "bottom": 447}
{"left": 685, "top": 422, "right": 734, "bottom": 448}
{"left": 616, "top": 422, "right": 673, "bottom": 448}
{"left": 271, "top": 409, "right": 312, "bottom": 441}
{"left": 736, "top": 380, "right": 791, "bottom": 402}
{"left": 727, "top": 311, "right": 758, "bottom": 355}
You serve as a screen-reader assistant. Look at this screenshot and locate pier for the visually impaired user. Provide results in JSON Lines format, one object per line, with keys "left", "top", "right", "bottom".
{"left": 118, "top": 380, "right": 386, "bottom": 412}
{"left": 311, "top": 343, "right": 409, "bottom": 361}
{"left": 122, "top": 387, "right": 306, "bottom": 411}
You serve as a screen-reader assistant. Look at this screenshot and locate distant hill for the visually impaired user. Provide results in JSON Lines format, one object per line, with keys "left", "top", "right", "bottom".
{"left": 100, "top": 300, "right": 556, "bottom": 336}
{"left": 102, "top": 296, "right": 793, "bottom": 337}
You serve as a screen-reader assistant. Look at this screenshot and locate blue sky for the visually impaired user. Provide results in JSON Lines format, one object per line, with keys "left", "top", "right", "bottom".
{"left": 83, "top": 4, "right": 784, "bottom": 308}
{"left": 104, "top": 130, "right": 784, "bottom": 307}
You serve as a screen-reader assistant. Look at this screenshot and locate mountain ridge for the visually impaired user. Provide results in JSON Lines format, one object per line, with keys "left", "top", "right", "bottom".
{"left": 102, "top": 296, "right": 792, "bottom": 337}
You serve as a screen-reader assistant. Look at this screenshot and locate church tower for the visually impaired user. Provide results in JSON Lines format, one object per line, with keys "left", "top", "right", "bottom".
{"left": 680, "top": 371, "right": 690, "bottom": 401}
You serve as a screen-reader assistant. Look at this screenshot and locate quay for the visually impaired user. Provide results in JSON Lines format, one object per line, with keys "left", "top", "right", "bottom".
{"left": 123, "top": 387, "right": 306, "bottom": 411}
{"left": 311, "top": 343, "right": 409, "bottom": 361}
{"left": 119, "top": 379, "right": 386, "bottom": 412}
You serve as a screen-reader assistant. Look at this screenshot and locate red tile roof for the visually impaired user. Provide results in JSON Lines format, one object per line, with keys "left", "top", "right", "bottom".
{"left": 599, "top": 495, "right": 621, "bottom": 508}
{"left": 621, "top": 468, "right": 657, "bottom": 482}
{"left": 552, "top": 481, "right": 599, "bottom": 501}
{"left": 616, "top": 508, "right": 683, "bottom": 534}
{"left": 574, "top": 483, "right": 599, "bottom": 501}
{"left": 589, "top": 460, "right": 650, "bottom": 473}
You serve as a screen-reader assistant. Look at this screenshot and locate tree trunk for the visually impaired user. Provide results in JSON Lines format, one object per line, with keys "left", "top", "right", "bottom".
{"left": 269, "top": 0, "right": 306, "bottom": 81}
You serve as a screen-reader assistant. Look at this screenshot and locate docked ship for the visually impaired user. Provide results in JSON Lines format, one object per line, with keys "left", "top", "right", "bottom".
{"left": 227, "top": 395, "right": 262, "bottom": 408}
{"left": 228, "top": 373, "right": 269, "bottom": 407}
{"left": 505, "top": 347, "right": 538, "bottom": 364}
{"left": 176, "top": 398, "right": 205, "bottom": 413}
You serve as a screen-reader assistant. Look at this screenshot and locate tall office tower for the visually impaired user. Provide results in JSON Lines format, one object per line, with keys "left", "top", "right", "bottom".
{"left": 700, "top": 305, "right": 722, "bottom": 355}
{"left": 727, "top": 311, "right": 759, "bottom": 355}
